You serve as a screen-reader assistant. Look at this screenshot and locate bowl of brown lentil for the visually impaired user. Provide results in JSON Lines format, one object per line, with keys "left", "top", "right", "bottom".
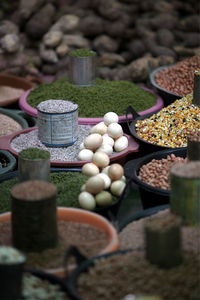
{"left": 126, "top": 94, "right": 199, "bottom": 153}
{"left": 124, "top": 148, "right": 187, "bottom": 209}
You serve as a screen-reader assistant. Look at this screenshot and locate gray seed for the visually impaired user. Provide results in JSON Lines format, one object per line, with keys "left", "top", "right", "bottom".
{"left": 37, "top": 99, "right": 78, "bottom": 113}
{"left": 11, "top": 125, "right": 91, "bottom": 162}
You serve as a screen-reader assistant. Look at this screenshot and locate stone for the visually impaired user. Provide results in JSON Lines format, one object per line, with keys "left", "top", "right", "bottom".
{"left": 99, "top": 53, "right": 125, "bottom": 67}
{"left": 93, "top": 35, "right": 119, "bottom": 53}
{"left": 56, "top": 43, "right": 69, "bottom": 57}
{"left": 25, "top": 4, "right": 56, "bottom": 39}
{"left": 50, "top": 14, "right": 79, "bottom": 33}
{"left": 39, "top": 45, "right": 58, "bottom": 63}
{"left": 156, "top": 29, "right": 175, "bottom": 48}
{"left": 43, "top": 31, "right": 63, "bottom": 47}
{"left": 19, "top": 0, "right": 45, "bottom": 19}
{"left": 79, "top": 14, "right": 104, "bottom": 37}
{"left": 128, "top": 39, "right": 146, "bottom": 58}
{"left": 62, "top": 34, "right": 90, "bottom": 48}
{"left": 0, "top": 20, "right": 19, "bottom": 37}
{"left": 0, "top": 33, "right": 20, "bottom": 53}
{"left": 150, "top": 13, "right": 178, "bottom": 30}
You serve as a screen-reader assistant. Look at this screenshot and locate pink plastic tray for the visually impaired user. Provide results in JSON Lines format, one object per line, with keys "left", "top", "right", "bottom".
{"left": 19, "top": 87, "right": 164, "bottom": 124}
{"left": 0, "top": 127, "right": 139, "bottom": 167}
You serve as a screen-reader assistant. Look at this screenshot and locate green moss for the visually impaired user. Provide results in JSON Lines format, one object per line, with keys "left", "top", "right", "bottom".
{"left": 19, "top": 148, "right": 50, "bottom": 160}
{"left": 0, "top": 172, "right": 117, "bottom": 213}
{"left": 27, "top": 77, "right": 156, "bottom": 118}
{"left": 69, "top": 48, "right": 96, "bottom": 57}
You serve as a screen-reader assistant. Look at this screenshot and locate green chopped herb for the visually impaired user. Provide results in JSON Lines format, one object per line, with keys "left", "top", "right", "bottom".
{"left": 0, "top": 172, "right": 117, "bottom": 213}
{"left": 27, "top": 77, "right": 156, "bottom": 117}
{"left": 69, "top": 48, "right": 96, "bottom": 57}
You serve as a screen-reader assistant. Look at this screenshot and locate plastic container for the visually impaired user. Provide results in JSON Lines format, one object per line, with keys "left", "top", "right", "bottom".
{"left": 0, "top": 127, "right": 139, "bottom": 167}
{"left": 0, "top": 150, "right": 16, "bottom": 175}
{"left": 0, "top": 207, "right": 119, "bottom": 277}
{"left": 124, "top": 148, "right": 187, "bottom": 209}
{"left": 126, "top": 105, "right": 186, "bottom": 154}
{"left": 149, "top": 65, "right": 182, "bottom": 106}
{"left": 0, "top": 73, "right": 41, "bottom": 107}
{"left": 19, "top": 87, "right": 164, "bottom": 123}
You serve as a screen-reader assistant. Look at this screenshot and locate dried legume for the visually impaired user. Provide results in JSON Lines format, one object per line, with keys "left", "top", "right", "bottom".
{"left": 0, "top": 86, "right": 24, "bottom": 103}
{"left": 187, "top": 129, "right": 200, "bottom": 142}
{"left": 155, "top": 55, "right": 200, "bottom": 96}
{"left": 138, "top": 154, "right": 186, "bottom": 190}
{"left": 11, "top": 126, "right": 91, "bottom": 161}
{"left": 135, "top": 94, "right": 200, "bottom": 148}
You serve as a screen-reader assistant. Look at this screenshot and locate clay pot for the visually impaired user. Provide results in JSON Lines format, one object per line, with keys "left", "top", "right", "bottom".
{"left": 0, "top": 207, "right": 119, "bottom": 277}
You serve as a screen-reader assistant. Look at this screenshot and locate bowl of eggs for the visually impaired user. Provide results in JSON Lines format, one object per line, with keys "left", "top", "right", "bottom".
{"left": 78, "top": 160, "right": 128, "bottom": 220}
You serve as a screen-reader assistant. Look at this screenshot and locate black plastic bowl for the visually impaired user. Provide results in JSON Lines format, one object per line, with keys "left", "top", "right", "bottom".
{"left": 126, "top": 105, "right": 186, "bottom": 154}
{"left": 149, "top": 65, "right": 182, "bottom": 106}
{"left": 124, "top": 148, "right": 187, "bottom": 209}
{"left": 0, "top": 168, "right": 127, "bottom": 221}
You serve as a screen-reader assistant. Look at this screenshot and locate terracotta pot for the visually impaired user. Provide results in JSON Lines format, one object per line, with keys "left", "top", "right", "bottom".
{"left": 0, "top": 73, "right": 42, "bottom": 107}
{"left": 0, "top": 207, "right": 119, "bottom": 277}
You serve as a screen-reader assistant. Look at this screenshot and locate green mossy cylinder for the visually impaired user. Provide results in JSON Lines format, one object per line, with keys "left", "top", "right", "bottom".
{"left": 145, "top": 214, "right": 182, "bottom": 269}
{"left": 187, "top": 140, "right": 200, "bottom": 161}
{"left": 18, "top": 148, "right": 50, "bottom": 182}
{"left": 193, "top": 70, "right": 200, "bottom": 107}
{"left": 170, "top": 161, "right": 200, "bottom": 226}
{"left": 11, "top": 180, "right": 58, "bottom": 253}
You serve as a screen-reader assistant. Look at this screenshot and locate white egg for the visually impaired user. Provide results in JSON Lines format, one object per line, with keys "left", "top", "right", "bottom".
{"left": 101, "top": 165, "right": 110, "bottom": 175}
{"left": 79, "top": 142, "right": 85, "bottom": 150}
{"left": 92, "top": 151, "right": 110, "bottom": 168}
{"left": 82, "top": 163, "right": 100, "bottom": 176}
{"left": 78, "top": 191, "right": 96, "bottom": 210}
{"left": 108, "top": 163, "right": 124, "bottom": 181}
{"left": 85, "top": 175, "right": 105, "bottom": 194}
{"left": 107, "top": 123, "right": 123, "bottom": 139}
{"left": 102, "top": 134, "right": 115, "bottom": 147}
{"left": 103, "top": 112, "right": 119, "bottom": 125}
{"left": 90, "top": 122, "right": 107, "bottom": 135}
{"left": 78, "top": 149, "right": 94, "bottom": 161}
{"left": 81, "top": 184, "right": 86, "bottom": 191}
{"left": 121, "top": 175, "right": 126, "bottom": 182}
{"left": 114, "top": 135, "right": 128, "bottom": 152}
{"left": 96, "top": 144, "right": 113, "bottom": 155}
{"left": 110, "top": 180, "right": 126, "bottom": 196}
{"left": 95, "top": 191, "right": 113, "bottom": 207}
{"left": 84, "top": 133, "right": 103, "bottom": 151}
{"left": 96, "top": 173, "right": 111, "bottom": 189}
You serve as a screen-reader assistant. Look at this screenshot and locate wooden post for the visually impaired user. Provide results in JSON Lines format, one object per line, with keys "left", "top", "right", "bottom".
{"left": 170, "top": 161, "right": 200, "bottom": 226}
{"left": 187, "top": 131, "right": 200, "bottom": 161}
{"left": 193, "top": 70, "right": 200, "bottom": 107}
{"left": 11, "top": 180, "right": 58, "bottom": 252}
{"left": 145, "top": 213, "right": 182, "bottom": 269}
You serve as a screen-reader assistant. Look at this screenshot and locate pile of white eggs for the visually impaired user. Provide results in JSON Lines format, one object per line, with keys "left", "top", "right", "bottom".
{"left": 78, "top": 112, "right": 129, "bottom": 161}
{"left": 78, "top": 153, "right": 126, "bottom": 210}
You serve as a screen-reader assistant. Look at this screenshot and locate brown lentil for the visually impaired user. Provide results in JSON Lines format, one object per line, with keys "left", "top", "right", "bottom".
{"left": 155, "top": 55, "right": 200, "bottom": 96}
{"left": 0, "top": 220, "right": 108, "bottom": 269}
{"left": 138, "top": 154, "right": 187, "bottom": 190}
{"left": 0, "top": 113, "right": 22, "bottom": 137}
{"left": 135, "top": 94, "right": 200, "bottom": 148}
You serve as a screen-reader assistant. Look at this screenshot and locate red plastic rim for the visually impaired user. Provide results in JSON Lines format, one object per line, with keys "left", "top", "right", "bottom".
{"left": 19, "top": 87, "right": 164, "bottom": 123}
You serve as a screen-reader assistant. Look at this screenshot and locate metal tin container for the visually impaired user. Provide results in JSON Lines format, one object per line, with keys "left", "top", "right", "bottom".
{"left": 37, "top": 99, "right": 78, "bottom": 147}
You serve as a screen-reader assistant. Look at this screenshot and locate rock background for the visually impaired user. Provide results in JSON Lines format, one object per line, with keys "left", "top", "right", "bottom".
{"left": 0, "top": 0, "right": 199, "bottom": 84}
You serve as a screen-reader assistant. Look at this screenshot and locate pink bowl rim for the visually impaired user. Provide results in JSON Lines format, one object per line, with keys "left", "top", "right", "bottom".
{"left": 19, "top": 87, "right": 163, "bottom": 124}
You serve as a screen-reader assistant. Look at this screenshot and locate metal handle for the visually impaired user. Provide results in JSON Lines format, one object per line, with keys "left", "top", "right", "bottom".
{"left": 125, "top": 106, "right": 139, "bottom": 135}
{"left": 63, "top": 245, "right": 88, "bottom": 278}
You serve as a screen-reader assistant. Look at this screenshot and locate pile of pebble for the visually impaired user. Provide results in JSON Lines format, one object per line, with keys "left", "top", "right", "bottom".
{"left": 0, "top": 0, "right": 199, "bottom": 83}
